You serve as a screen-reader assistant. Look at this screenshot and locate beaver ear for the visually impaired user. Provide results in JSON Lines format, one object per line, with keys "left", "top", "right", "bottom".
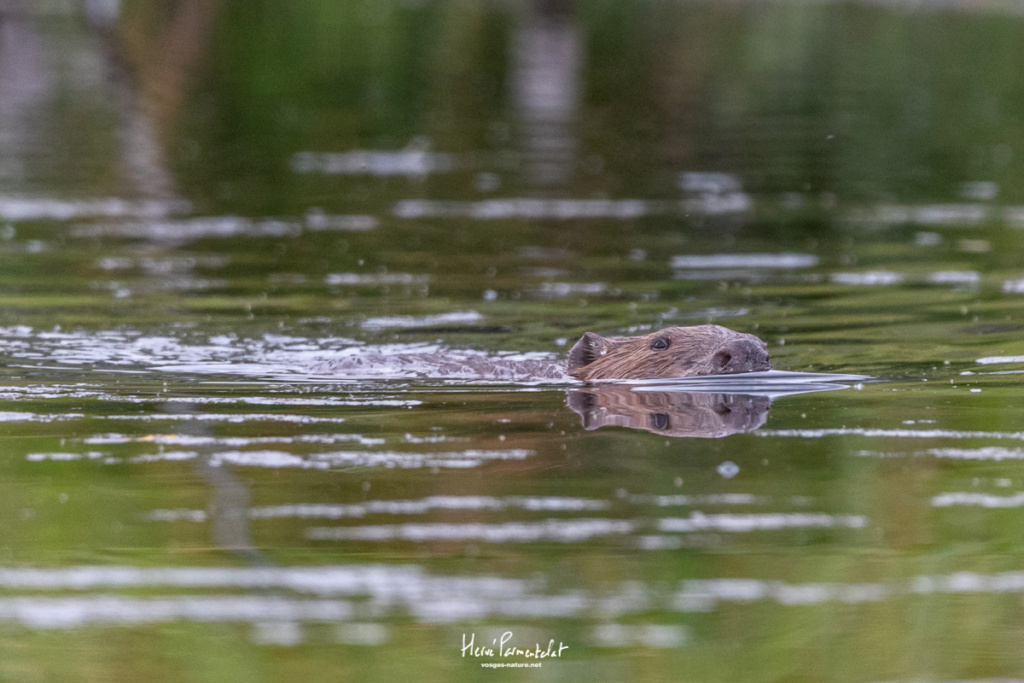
{"left": 567, "top": 332, "right": 609, "bottom": 375}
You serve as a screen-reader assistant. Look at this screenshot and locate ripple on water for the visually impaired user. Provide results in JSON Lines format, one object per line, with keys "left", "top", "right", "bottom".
{"left": 291, "top": 148, "right": 458, "bottom": 177}
{"left": 130, "top": 449, "right": 540, "bottom": 471}
{"left": 360, "top": 311, "right": 483, "bottom": 329}
{"left": 71, "top": 217, "right": 300, "bottom": 240}
{"left": 393, "top": 198, "right": 659, "bottom": 220}
{"left": 0, "top": 326, "right": 361, "bottom": 372}
{"left": 0, "top": 196, "right": 188, "bottom": 221}
{"left": 856, "top": 447, "right": 1024, "bottom": 461}
{"left": 143, "top": 495, "right": 611, "bottom": 523}
{"left": 1, "top": 564, "right": 1024, "bottom": 630}
{"left": 830, "top": 271, "right": 904, "bottom": 286}
{"left": 82, "top": 433, "right": 386, "bottom": 447}
{"left": 762, "top": 428, "right": 1024, "bottom": 442}
{"left": 932, "top": 492, "right": 1024, "bottom": 508}
{"left": 0, "top": 326, "right": 572, "bottom": 383}
{"left": 670, "top": 253, "right": 818, "bottom": 269}
{"left": 305, "top": 519, "right": 635, "bottom": 543}
{"left": 657, "top": 512, "right": 867, "bottom": 533}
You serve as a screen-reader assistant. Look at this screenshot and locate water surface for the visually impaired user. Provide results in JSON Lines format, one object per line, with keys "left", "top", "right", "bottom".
{"left": 2, "top": 1, "right": 1024, "bottom": 681}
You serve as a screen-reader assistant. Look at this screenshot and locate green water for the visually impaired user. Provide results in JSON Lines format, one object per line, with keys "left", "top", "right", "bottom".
{"left": 2, "top": 1, "right": 1024, "bottom": 681}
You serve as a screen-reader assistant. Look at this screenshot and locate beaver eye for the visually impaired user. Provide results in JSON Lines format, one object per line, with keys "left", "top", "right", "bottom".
{"left": 651, "top": 338, "right": 670, "bottom": 351}
{"left": 650, "top": 413, "right": 670, "bottom": 430}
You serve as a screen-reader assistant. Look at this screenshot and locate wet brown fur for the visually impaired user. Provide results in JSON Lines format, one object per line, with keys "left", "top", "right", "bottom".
{"left": 567, "top": 324, "right": 770, "bottom": 380}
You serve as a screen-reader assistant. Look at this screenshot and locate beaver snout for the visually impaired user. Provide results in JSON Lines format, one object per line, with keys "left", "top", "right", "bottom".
{"left": 712, "top": 338, "right": 771, "bottom": 374}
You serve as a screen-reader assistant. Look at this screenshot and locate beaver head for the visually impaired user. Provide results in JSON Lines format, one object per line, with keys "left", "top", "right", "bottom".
{"left": 566, "top": 324, "right": 771, "bottom": 380}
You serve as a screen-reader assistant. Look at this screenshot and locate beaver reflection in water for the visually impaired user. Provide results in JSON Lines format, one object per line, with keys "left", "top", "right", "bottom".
{"left": 566, "top": 324, "right": 771, "bottom": 381}
{"left": 567, "top": 387, "right": 770, "bottom": 438}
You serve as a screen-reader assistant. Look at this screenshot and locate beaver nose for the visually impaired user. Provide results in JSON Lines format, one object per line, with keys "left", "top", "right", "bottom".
{"left": 712, "top": 339, "right": 772, "bottom": 374}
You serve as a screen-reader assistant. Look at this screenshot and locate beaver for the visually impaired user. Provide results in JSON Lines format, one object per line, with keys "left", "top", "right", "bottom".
{"left": 566, "top": 324, "right": 771, "bottom": 381}
{"left": 315, "top": 324, "right": 770, "bottom": 381}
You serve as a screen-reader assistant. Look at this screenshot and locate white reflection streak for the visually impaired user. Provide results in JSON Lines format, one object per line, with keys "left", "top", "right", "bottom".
{"left": 325, "top": 273, "right": 430, "bottom": 285}
{"left": 673, "top": 579, "right": 891, "bottom": 612}
{"left": 591, "top": 623, "right": 690, "bottom": 648}
{"left": 0, "top": 596, "right": 351, "bottom": 629}
{"left": 760, "top": 428, "right": 1024, "bottom": 442}
{"left": 6, "top": 565, "right": 1024, "bottom": 628}
{"left": 630, "top": 493, "right": 766, "bottom": 506}
{"left": 0, "top": 564, "right": 432, "bottom": 592}
{"left": 70, "top": 217, "right": 297, "bottom": 240}
{"left": 210, "top": 448, "right": 535, "bottom": 470}
{"left": 84, "top": 433, "right": 385, "bottom": 447}
{"left": 102, "top": 414, "right": 352, "bottom": 424}
{"left": 145, "top": 495, "right": 611, "bottom": 522}
{"left": 977, "top": 354, "right": 1024, "bottom": 364}
{"left": 670, "top": 253, "right": 817, "bottom": 269}
{"left": 0, "top": 196, "right": 187, "bottom": 221}
{"left": 830, "top": 271, "right": 904, "bottom": 286}
{"left": 536, "top": 282, "right": 607, "bottom": 297}
{"left": 0, "top": 411, "right": 82, "bottom": 422}
{"left": 291, "top": 146, "right": 456, "bottom": 177}
{"left": 361, "top": 311, "right": 482, "bottom": 329}
{"left": 306, "top": 519, "right": 634, "bottom": 543}
{"left": 393, "top": 198, "right": 659, "bottom": 220}
{"left": 857, "top": 448, "right": 1024, "bottom": 462}
{"left": 932, "top": 492, "right": 1024, "bottom": 508}
{"left": 927, "top": 271, "right": 980, "bottom": 285}
{"left": 249, "top": 495, "right": 608, "bottom": 518}
{"left": 658, "top": 512, "right": 866, "bottom": 533}
{"left": 25, "top": 447, "right": 536, "bottom": 471}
